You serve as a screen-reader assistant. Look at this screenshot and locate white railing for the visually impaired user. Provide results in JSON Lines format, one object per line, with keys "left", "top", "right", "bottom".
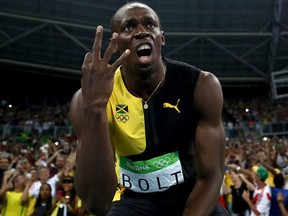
{"left": 1, "top": 122, "right": 288, "bottom": 141}
{"left": 0, "top": 124, "right": 75, "bottom": 141}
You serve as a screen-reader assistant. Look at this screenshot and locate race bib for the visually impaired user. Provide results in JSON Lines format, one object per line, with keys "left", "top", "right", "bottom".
{"left": 119, "top": 152, "right": 184, "bottom": 193}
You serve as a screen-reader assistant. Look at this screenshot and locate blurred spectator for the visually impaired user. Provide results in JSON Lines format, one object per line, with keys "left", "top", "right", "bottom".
{"left": 52, "top": 176, "right": 79, "bottom": 216}
{"left": 0, "top": 172, "right": 32, "bottom": 216}
{"left": 222, "top": 170, "right": 254, "bottom": 216}
{"left": 277, "top": 191, "right": 288, "bottom": 216}
{"left": 270, "top": 173, "right": 288, "bottom": 215}
{"left": 46, "top": 150, "right": 67, "bottom": 178}
{"left": 274, "top": 142, "right": 288, "bottom": 170}
{"left": 29, "top": 167, "right": 64, "bottom": 199}
{"left": 242, "top": 166, "right": 271, "bottom": 216}
{"left": 26, "top": 182, "right": 56, "bottom": 216}
{"left": 0, "top": 156, "right": 10, "bottom": 187}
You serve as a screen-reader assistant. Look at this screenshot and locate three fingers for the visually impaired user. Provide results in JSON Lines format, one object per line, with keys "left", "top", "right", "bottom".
{"left": 83, "top": 25, "right": 130, "bottom": 71}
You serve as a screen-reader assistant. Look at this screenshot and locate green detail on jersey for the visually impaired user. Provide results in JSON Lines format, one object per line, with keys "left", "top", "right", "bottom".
{"left": 120, "top": 151, "right": 180, "bottom": 174}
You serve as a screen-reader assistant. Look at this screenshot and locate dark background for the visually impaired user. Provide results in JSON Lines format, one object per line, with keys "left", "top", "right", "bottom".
{"left": 0, "top": 0, "right": 287, "bottom": 103}
{"left": 2, "top": 68, "right": 270, "bottom": 102}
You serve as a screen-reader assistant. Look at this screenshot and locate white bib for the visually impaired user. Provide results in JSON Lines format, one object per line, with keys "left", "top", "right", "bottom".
{"left": 119, "top": 151, "right": 184, "bottom": 193}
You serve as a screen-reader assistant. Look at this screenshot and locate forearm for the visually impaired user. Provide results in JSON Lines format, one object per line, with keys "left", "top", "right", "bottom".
{"left": 240, "top": 175, "right": 255, "bottom": 191}
{"left": 21, "top": 182, "right": 31, "bottom": 204}
{"left": 46, "top": 151, "right": 59, "bottom": 166}
{"left": 67, "top": 202, "right": 78, "bottom": 215}
{"left": 245, "top": 198, "right": 260, "bottom": 216}
{"left": 183, "top": 174, "right": 223, "bottom": 216}
{"left": 260, "top": 161, "right": 277, "bottom": 175}
{"left": 0, "top": 188, "right": 7, "bottom": 202}
{"left": 75, "top": 108, "right": 117, "bottom": 215}
{"left": 0, "top": 183, "right": 11, "bottom": 202}
{"left": 278, "top": 202, "right": 288, "bottom": 216}
{"left": 183, "top": 122, "right": 225, "bottom": 215}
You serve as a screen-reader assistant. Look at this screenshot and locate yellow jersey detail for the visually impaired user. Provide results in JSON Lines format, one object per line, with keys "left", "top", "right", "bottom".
{"left": 163, "top": 99, "right": 180, "bottom": 113}
{"left": 107, "top": 67, "right": 146, "bottom": 157}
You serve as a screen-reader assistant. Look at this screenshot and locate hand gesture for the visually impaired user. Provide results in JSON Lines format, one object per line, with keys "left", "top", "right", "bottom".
{"left": 81, "top": 25, "right": 130, "bottom": 108}
{"left": 277, "top": 192, "right": 285, "bottom": 203}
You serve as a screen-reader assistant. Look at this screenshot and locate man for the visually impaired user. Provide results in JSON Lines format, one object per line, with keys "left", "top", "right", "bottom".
{"left": 69, "top": 2, "right": 226, "bottom": 216}
{"left": 0, "top": 156, "right": 10, "bottom": 187}
{"left": 29, "top": 166, "right": 63, "bottom": 199}
{"left": 46, "top": 150, "right": 67, "bottom": 178}
{"left": 270, "top": 173, "right": 288, "bottom": 215}
{"left": 242, "top": 166, "right": 271, "bottom": 216}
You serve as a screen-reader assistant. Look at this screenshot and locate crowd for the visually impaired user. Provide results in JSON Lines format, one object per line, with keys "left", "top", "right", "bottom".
{"left": 0, "top": 96, "right": 287, "bottom": 215}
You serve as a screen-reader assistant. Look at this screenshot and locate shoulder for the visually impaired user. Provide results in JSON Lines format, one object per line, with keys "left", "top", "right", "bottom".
{"left": 70, "top": 88, "right": 82, "bottom": 104}
{"left": 164, "top": 57, "right": 202, "bottom": 90}
{"left": 48, "top": 174, "right": 59, "bottom": 183}
{"left": 197, "top": 70, "right": 221, "bottom": 86}
{"left": 165, "top": 57, "right": 201, "bottom": 73}
{"left": 282, "top": 188, "right": 288, "bottom": 195}
{"left": 30, "top": 181, "right": 41, "bottom": 188}
{"left": 194, "top": 70, "right": 223, "bottom": 112}
{"left": 164, "top": 58, "right": 220, "bottom": 87}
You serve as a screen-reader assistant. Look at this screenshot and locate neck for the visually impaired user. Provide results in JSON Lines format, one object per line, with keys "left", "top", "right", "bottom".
{"left": 234, "top": 178, "right": 241, "bottom": 188}
{"left": 257, "top": 181, "right": 266, "bottom": 189}
{"left": 122, "top": 61, "right": 166, "bottom": 100}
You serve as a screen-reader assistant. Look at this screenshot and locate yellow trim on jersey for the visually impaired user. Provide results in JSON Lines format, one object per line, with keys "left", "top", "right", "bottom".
{"left": 108, "top": 67, "right": 149, "bottom": 201}
{"left": 107, "top": 67, "right": 147, "bottom": 157}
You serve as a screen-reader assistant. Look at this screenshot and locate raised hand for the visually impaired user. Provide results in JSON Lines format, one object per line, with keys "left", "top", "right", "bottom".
{"left": 81, "top": 25, "right": 130, "bottom": 108}
{"left": 277, "top": 192, "right": 285, "bottom": 203}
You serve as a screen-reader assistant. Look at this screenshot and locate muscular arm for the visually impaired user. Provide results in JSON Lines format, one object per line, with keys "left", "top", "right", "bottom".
{"left": 183, "top": 71, "right": 226, "bottom": 216}
{"left": 69, "top": 26, "right": 129, "bottom": 216}
{"left": 70, "top": 90, "right": 117, "bottom": 216}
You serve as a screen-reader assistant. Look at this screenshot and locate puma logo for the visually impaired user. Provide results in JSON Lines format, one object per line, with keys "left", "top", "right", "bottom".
{"left": 163, "top": 99, "right": 180, "bottom": 113}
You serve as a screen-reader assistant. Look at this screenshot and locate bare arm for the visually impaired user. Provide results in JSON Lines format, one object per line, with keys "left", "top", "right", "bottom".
{"left": 46, "top": 150, "right": 62, "bottom": 167}
{"left": 183, "top": 72, "right": 226, "bottom": 216}
{"left": 242, "top": 190, "right": 260, "bottom": 216}
{"left": 0, "top": 172, "right": 14, "bottom": 203}
{"left": 277, "top": 192, "right": 288, "bottom": 216}
{"left": 69, "top": 25, "right": 129, "bottom": 216}
{"left": 221, "top": 175, "right": 231, "bottom": 195}
{"left": 21, "top": 176, "right": 32, "bottom": 205}
{"left": 239, "top": 174, "right": 256, "bottom": 191}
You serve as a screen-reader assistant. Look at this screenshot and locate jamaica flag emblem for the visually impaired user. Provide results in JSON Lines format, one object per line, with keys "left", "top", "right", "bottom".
{"left": 115, "top": 104, "right": 129, "bottom": 123}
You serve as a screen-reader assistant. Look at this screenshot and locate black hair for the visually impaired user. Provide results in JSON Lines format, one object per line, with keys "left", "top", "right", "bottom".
{"left": 34, "top": 183, "right": 54, "bottom": 215}
{"left": 110, "top": 1, "right": 161, "bottom": 32}
{"left": 273, "top": 173, "right": 285, "bottom": 188}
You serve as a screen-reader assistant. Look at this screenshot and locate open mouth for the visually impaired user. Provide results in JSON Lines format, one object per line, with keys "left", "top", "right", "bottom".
{"left": 137, "top": 44, "right": 152, "bottom": 58}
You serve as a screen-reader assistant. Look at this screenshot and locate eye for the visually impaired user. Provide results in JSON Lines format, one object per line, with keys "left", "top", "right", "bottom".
{"left": 147, "top": 23, "right": 156, "bottom": 29}
{"left": 124, "top": 26, "right": 133, "bottom": 32}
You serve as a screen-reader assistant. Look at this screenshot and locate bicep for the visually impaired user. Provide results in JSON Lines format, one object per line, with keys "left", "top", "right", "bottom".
{"left": 193, "top": 71, "right": 226, "bottom": 177}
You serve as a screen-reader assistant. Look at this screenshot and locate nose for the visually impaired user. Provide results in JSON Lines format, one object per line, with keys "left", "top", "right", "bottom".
{"left": 135, "top": 25, "right": 149, "bottom": 39}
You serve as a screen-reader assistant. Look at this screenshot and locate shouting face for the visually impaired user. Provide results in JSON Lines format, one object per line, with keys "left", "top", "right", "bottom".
{"left": 111, "top": 3, "right": 165, "bottom": 74}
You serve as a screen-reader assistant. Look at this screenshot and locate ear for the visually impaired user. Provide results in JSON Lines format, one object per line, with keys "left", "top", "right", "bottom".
{"left": 161, "top": 31, "right": 165, "bottom": 46}
{"left": 110, "top": 36, "right": 119, "bottom": 52}
{"left": 113, "top": 41, "right": 119, "bottom": 53}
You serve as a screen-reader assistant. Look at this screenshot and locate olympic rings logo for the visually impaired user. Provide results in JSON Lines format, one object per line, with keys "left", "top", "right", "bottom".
{"left": 115, "top": 114, "right": 129, "bottom": 123}
{"left": 153, "top": 157, "right": 170, "bottom": 169}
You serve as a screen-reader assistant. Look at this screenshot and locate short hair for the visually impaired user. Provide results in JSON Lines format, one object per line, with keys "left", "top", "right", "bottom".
{"left": 273, "top": 173, "right": 285, "bottom": 188}
{"left": 110, "top": 2, "right": 161, "bottom": 32}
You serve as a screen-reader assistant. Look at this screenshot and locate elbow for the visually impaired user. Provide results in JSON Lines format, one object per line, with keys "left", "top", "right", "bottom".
{"left": 89, "top": 202, "right": 112, "bottom": 216}
{"left": 21, "top": 198, "right": 29, "bottom": 205}
{"left": 75, "top": 182, "right": 116, "bottom": 216}
{"left": 82, "top": 196, "right": 112, "bottom": 216}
